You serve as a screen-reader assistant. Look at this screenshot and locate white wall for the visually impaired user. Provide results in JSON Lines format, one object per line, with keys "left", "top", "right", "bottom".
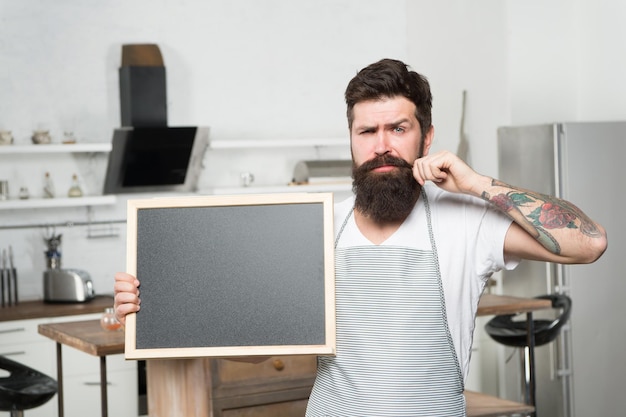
{"left": 508, "top": 0, "right": 626, "bottom": 123}
{"left": 0, "top": 0, "right": 408, "bottom": 142}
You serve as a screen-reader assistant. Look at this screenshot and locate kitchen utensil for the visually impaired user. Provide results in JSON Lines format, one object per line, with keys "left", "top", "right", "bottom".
{"left": 8, "top": 246, "right": 17, "bottom": 305}
{"left": 292, "top": 160, "right": 352, "bottom": 184}
{"left": 43, "top": 228, "right": 62, "bottom": 269}
{"left": 43, "top": 268, "right": 95, "bottom": 303}
{"left": 4, "top": 251, "right": 10, "bottom": 306}
{"left": 1, "top": 249, "right": 6, "bottom": 307}
{"left": 0, "top": 180, "right": 8, "bottom": 200}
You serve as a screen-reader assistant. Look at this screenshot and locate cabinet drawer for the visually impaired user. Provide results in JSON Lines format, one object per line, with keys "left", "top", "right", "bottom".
{"left": 0, "top": 340, "right": 55, "bottom": 377}
{"left": 215, "top": 385, "right": 312, "bottom": 417}
{"left": 0, "top": 318, "right": 49, "bottom": 345}
{"left": 62, "top": 368, "right": 138, "bottom": 417}
{"left": 214, "top": 355, "right": 316, "bottom": 386}
{"left": 221, "top": 398, "right": 308, "bottom": 417}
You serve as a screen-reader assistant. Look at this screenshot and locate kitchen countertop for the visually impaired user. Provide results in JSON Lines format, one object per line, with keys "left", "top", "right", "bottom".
{"left": 0, "top": 294, "right": 115, "bottom": 322}
{"left": 1, "top": 293, "right": 549, "bottom": 323}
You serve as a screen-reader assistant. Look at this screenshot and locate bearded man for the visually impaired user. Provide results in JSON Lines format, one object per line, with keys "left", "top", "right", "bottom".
{"left": 304, "top": 58, "right": 606, "bottom": 416}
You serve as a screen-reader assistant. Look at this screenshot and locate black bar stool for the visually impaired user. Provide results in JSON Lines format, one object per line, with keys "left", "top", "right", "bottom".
{"left": 0, "top": 356, "right": 58, "bottom": 417}
{"left": 484, "top": 294, "right": 572, "bottom": 414}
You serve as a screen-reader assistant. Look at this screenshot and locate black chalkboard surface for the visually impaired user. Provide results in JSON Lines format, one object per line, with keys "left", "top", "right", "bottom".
{"left": 124, "top": 193, "right": 335, "bottom": 359}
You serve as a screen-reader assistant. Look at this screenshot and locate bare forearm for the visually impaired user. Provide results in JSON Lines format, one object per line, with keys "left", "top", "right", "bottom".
{"left": 412, "top": 150, "right": 606, "bottom": 262}
{"left": 478, "top": 178, "right": 606, "bottom": 261}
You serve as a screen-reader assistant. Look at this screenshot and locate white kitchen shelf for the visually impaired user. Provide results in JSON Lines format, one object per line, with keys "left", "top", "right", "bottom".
{"left": 209, "top": 137, "right": 347, "bottom": 149}
{"left": 0, "top": 143, "right": 111, "bottom": 154}
{"left": 209, "top": 182, "right": 352, "bottom": 195}
{"left": 0, "top": 142, "right": 113, "bottom": 211}
{"left": 0, "top": 195, "right": 116, "bottom": 210}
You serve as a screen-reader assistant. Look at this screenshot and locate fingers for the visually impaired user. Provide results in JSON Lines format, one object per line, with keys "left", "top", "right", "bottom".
{"left": 113, "top": 272, "right": 141, "bottom": 325}
{"left": 414, "top": 150, "right": 486, "bottom": 196}
{"left": 114, "top": 271, "right": 139, "bottom": 288}
{"left": 413, "top": 151, "right": 450, "bottom": 185}
{"left": 114, "top": 300, "right": 140, "bottom": 325}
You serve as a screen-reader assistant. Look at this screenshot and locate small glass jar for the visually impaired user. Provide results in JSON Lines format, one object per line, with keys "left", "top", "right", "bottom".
{"left": 18, "top": 186, "right": 30, "bottom": 200}
{"left": 67, "top": 174, "right": 83, "bottom": 197}
{"left": 100, "top": 307, "right": 122, "bottom": 331}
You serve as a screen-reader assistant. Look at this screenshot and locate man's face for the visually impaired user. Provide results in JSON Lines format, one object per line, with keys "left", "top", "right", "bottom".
{"left": 349, "top": 96, "right": 433, "bottom": 223}
{"left": 350, "top": 96, "right": 432, "bottom": 170}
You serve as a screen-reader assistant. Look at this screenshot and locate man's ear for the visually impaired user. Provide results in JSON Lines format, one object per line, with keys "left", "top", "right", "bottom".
{"left": 421, "top": 125, "right": 435, "bottom": 157}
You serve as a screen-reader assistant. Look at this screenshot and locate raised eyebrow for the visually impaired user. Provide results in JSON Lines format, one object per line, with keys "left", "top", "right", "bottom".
{"left": 355, "top": 118, "right": 412, "bottom": 132}
{"left": 385, "top": 118, "right": 412, "bottom": 129}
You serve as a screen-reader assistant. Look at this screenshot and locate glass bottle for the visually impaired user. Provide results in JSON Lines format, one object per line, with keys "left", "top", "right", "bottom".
{"left": 43, "top": 172, "right": 55, "bottom": 198}
{"left": 67, "top": 174, "right": 83, "bottom": 197}
{"left": 101, "top": 307, "right": 122, "bottom": 331}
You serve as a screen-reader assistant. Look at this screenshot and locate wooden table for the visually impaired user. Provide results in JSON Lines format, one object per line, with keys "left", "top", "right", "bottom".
{"left": 36, "top": 294, "right": 550, "bottom": 417}
{"left": 38, "top": 319, "right": 124, "bottom": 417}
{"left": 465, "top": 390, "right": 535, "bottom": 417}
{"left": 477, "top": 293, "right": 550, "bottom": 316}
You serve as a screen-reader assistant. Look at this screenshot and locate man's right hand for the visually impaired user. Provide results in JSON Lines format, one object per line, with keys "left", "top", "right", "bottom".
{"left": 113, "top": 272, "right": 141, "bottom": 325}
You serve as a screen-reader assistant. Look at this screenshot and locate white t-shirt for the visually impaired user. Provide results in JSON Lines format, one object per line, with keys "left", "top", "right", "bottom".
{"left": 334, "top": 183, "right": 518, "bottom": 379}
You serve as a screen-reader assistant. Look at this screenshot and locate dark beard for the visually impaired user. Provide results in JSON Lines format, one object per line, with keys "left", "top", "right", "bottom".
{"left": 352, "top": 155, "right": 422, "bottom": 223}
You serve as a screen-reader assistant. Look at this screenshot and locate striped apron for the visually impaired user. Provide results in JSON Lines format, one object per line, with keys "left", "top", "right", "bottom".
{"left": 306, "top": 191, "right": 465, "bottom": 416}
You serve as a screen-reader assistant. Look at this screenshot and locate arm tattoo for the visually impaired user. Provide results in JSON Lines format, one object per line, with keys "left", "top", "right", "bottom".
{"left": 481, "top": 179, "right": 602, "bottom": 255}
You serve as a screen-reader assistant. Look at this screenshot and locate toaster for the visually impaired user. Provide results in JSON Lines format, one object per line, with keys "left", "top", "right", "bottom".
{"left": 44, "top": 268, "right": 95, "bottom": 303}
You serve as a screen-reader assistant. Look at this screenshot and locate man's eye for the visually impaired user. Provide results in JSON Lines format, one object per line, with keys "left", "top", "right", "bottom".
{"left": 394, "top": 127, "right": 405, "bottom": 133}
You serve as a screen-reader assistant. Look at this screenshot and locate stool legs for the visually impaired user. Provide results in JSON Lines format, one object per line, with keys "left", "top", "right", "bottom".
{"left": 56, "top": 342, "right": 64, "bottom": 417}
{"left": 520, "top": 346, "right": 531, "bottom": 404}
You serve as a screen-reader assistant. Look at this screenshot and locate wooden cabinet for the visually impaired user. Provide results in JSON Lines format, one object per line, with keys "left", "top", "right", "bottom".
{"left": 146, "top": 355, "right": 317, "bottom": 417}
{"left": 211, "top": 356, "right": 316, "bottom": 416}
{"left": 220, "top": 398, "right": 309, "bottom": 417}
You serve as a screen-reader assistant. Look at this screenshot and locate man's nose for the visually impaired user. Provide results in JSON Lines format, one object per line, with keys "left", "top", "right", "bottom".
{"left": 374, "top": 132, "right": 391, "bottom": 155}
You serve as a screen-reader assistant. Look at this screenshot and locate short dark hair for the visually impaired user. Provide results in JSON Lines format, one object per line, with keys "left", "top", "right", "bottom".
{"left": 345, "top": 58, "right": 432, "bottom": 139}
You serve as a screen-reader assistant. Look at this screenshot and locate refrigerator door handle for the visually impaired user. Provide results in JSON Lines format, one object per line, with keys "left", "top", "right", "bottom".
{"left": 552, "top": 262, "right": 575, "bottom": 416}
{"left": 545, "top": 262, "right": 558, "bottom": 381}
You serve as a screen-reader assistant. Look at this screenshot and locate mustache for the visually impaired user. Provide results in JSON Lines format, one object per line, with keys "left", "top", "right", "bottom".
{"left": 354, "top": 155, "right": 414, "bottom": 174}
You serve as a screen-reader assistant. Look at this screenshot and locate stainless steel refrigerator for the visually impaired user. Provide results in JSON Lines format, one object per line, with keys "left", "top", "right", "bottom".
{"left": 497, "top": 121, "right": 626, "bottom": 417}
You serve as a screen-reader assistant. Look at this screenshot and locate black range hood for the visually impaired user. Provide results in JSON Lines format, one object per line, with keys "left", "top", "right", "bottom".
{"left": 103, "top": 44, "right": 209, "bottom": 195}
{"left": 103, "top": 126, "right": 209, "bottom": 195}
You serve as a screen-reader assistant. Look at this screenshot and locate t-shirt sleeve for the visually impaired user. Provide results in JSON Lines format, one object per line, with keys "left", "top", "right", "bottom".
{"left": 475, "top": 204, "right": 519, "bottom": 277}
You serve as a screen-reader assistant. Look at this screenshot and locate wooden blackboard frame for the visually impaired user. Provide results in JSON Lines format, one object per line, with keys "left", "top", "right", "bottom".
{"left": 124, "top": 192, "right": 335, "bottom": 360}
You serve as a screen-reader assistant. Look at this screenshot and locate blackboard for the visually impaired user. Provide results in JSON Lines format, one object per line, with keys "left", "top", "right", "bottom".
{"left": 124, "top": 193, "right": 335, "bottom": 359}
